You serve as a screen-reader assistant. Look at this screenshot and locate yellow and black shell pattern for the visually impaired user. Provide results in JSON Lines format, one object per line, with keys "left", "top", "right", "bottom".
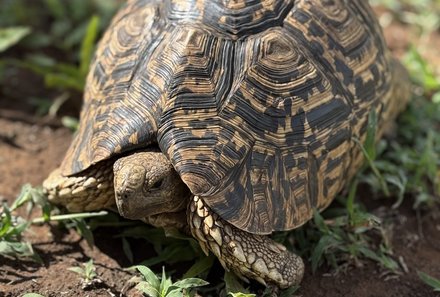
{"left": 61, "top": 0, "right": 409, "bottom": 234}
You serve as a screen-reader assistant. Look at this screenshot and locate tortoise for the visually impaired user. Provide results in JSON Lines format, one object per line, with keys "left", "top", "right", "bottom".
{"left": 43, "top": 0, "right": 410, "bottom": 289}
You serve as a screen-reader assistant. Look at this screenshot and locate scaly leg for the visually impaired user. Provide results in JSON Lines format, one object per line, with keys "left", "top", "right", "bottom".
{"left": 43, "top": 161, "right": 115, "bottom": 212}
{"left": 188, "top": 196, "right": 304, "bottom": 289}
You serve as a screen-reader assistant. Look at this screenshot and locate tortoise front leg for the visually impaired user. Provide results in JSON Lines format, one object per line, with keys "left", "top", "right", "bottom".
{"left": 188, "top": 196, "right": 304, "bottom": 289}
{"left": 43, "top": 161, "right": 115, "bottom": 212}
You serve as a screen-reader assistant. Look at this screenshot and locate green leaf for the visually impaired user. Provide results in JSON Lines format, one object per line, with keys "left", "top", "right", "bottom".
{"left": 404, "top": 46, "right": 440, "bottom": 92}
{"left": 228, "top": 293, "right": 256, "bottom": 297}
{"left": 432, "top": 91, "right": 440, "bottom": 104}
{"left": 353, "top": 137, "right": 390, "bottom": 197}
{"left": 45, "top": 73, "right": 84, "bottom": 91}
{"left": 165, "top": 289, "right": 183, "bottom": 297}
{"left": 311, "top": 235, "right": 337, "bottom": 272}
{"left": 364, "top": 109, "right": 378, "bottom": 160}
{"left": 7, "top": 221, "right": 31, "bottom": 238}
{"left": 0, "top": 205, "right": 13, "bottom": 238}
{"left": 80, "top": 15, "right": 100, "bottom": 76}
{"left": 224, "top": 271, "right": 250, "bottom": 295}
{"left": 280, "top": 286, "right": 299, "bottom": 297}
{"left": 73, "top": 218, "right": 95, "bottom": 248}
{"left": 140, "top": 245, "right": 182, "bottom": 267}
{"left": 10, "top": 184, "right": 34, "bottom": 211}
{"left": 61, "top": 116, "right": 79, "bottom": 132}
{"left": 346, "top": 179, "right": 358, "bottom": 222}
{"left": 67, "top": 266, "right": 85, "bottom": 275}
{"left": 0, "top": 27, "right": 31, "bottom": 52}
{"left": 84, "top": 259, "right": 97, "bottom": 280}
{"left": 160, "top": 267, "right": 173, "bottom": 297}
{"left": 122, "top": 237, "right": 134, "bottom": 263}
{"left": 312, "top": 210, "right": 329, "bottom": 233}
{"left": 135, "top": 265, "right": 160, "bottom": 289}
{"left": 136, "top": 281, "right": 160, "bottom": 297}
{"left": 44, "top": 0, "right": 66, "bottom": 19}
{"left": 182, "top": 255, "right": 215, "bottom": 279}
{"left": 22, "top": 294, "right": 46, "bottom": 297}
{"left": 358, "top": 246, "right": 398, "bottom": 271}
{"left": 418, "top": 271, "right": 440, "bottom": 291}
{"left": 172, "top": 278, "right": 209, "bottom": 289}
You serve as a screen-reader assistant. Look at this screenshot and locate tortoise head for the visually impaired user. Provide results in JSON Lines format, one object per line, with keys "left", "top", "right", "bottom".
{"left": 113, "top": 150, "right": 189, "bottom": 220}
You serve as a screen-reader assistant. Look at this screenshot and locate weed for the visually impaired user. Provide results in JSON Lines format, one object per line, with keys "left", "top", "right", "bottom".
{"left": 133, "top": 265, "right": 208, "bottom": 297}
{"left": 418, "top": 271, "right": 440, "bottom": 292}
{"left": 61, "top": 116, "right": 80, "bottom": 132}
{"left": 0, "top": 26, "right": 30, "bottom": 52}
{"left": 0, "top": 184, "right": 108, "bottom": 261}
{"left": 0, "top": 0, "right": 121, "bottom": 116}
{"left": 358, "top": 47, "right": 440, "bottom": 209}
{"left": 68, "top": 259, "right": 99, "bottom": 286}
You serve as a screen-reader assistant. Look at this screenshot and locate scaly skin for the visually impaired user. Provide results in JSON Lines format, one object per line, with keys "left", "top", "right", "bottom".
{"left": 113, "top": 151, "right": 189, "bottom": 219}
{"left": 43, "top": 161, "right": 115, "bottom": 212}
{"left": 188, "top": 195, "right": 304, "bottom": 288}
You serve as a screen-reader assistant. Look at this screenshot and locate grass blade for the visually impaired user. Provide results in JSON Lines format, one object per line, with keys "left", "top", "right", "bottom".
{"left": 418, "top": 271, "right": 440, "bottom": 292}
{"left": 182, "top": 255, "right": 215, "bottom": 279}
{"left": 0, "top": 27, "right": 31, "bottom": 52}
{"left": 79, "top": 15, "right": 100, "bottom": 76}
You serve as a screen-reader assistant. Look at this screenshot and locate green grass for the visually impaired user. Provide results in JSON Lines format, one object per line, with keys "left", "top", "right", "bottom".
{"left": 132, "top": 265, "right": 209, "bottom": 297}
{"left": 0, "top": 0, "right": 121, "bottom": 120}
{"left": 68, "top": 259, "right": 99, "bottom": 285}
{"left": 0, "top": 185, "right": 108, "bottom": 261}
{"left": 418, "top": 271, "right": 440, "bottom": 292}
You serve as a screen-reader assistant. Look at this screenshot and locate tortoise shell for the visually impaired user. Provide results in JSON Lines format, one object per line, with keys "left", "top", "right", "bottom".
{"left": 61, "top": 0, "right": 406, "bottom": 234}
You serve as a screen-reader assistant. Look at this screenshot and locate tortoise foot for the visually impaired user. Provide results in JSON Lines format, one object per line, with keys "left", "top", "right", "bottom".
{"left": 188, "top": 196, "right": 304, "bottom": 289}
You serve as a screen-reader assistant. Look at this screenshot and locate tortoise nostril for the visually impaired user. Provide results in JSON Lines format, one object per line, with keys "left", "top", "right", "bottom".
{"left": 116, "top": 187, "right": 133, "bottom": 200}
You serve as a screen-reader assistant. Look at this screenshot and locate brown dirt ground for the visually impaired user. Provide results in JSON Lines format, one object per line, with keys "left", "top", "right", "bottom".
{"left": 1, "top": 7, "right": 440, "bottom": 297}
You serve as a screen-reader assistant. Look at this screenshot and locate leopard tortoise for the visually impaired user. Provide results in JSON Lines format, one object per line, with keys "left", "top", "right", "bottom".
{"left": 43, "top": 0, "right": 410, "bottom": 289}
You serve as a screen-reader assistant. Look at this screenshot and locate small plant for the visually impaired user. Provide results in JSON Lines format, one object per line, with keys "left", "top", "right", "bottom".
{"left": 0, "top": 26, "right": 30, "bottom": 52}
{"left": 10, "top": 15, "right": 100, "bottom": 93}
{"left": 292, "top": 188, "right": 398, "bottom": 274}
{"left": 359, "top": 46, "right": 440, "bottom": 209}
{"left": 0, "top": 184, "right": 108, "bottom": 261}
{"left": 418, "top": 271, "right": 440, "bottom": 292}
{"left": 0, "top": 185, "right": 47, "bottom": 262}
{"left": 133, "top": 265, "right": 208, "bottom": 297}
{"left": 68, "top": 259, "right": 99, "bottom": 287}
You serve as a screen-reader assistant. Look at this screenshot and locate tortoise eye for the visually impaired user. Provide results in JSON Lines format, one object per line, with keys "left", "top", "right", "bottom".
{"left": 152, "top": 179, "right": 163, "bottom": 189}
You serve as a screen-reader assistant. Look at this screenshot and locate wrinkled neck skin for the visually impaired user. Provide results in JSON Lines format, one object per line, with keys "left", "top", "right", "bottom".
{"left": 113, "top": 150, "right": 190, "bottom": 220}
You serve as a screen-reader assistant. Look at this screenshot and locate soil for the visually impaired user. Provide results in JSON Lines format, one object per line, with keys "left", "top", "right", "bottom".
{"left": 1, "top": 7, "right": 440, "bottom": 297}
